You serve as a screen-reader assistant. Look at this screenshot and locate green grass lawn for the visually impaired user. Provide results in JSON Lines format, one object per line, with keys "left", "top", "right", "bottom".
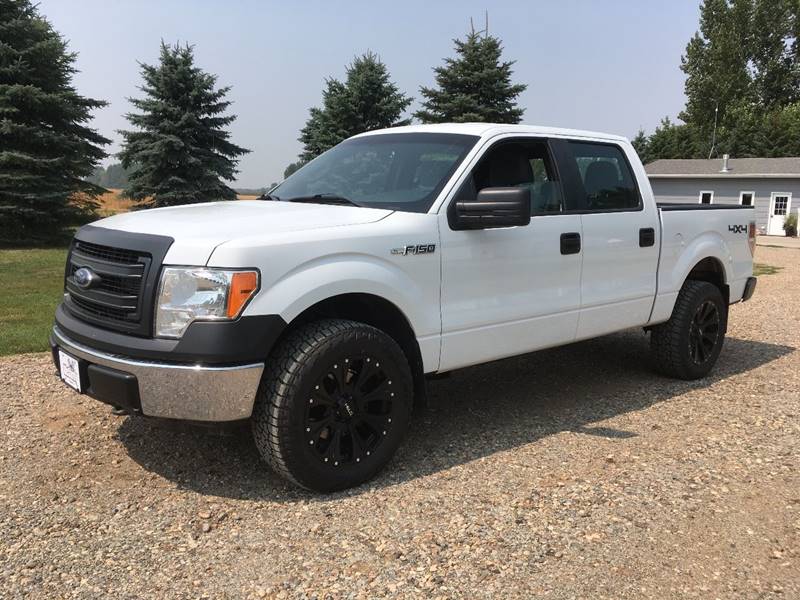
{"left": 0, "top": 248, "right": 67, "bottom": 356}
{"left": 753, "top": 263, "right": 782, "bottom": 276}
{"left": 0, "top": 250, "right": 784, "bottom": 358}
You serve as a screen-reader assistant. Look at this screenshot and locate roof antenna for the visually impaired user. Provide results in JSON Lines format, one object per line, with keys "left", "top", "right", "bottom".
{"left": 708, "top": 102, "right": 718, "bottom": 159}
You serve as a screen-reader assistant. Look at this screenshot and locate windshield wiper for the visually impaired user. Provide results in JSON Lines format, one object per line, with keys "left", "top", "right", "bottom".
{"left": 258, "top": 192, "right": 281, "bottom": 201}
{"left": 285, "top": 193, "right": 361, "bottom": 207}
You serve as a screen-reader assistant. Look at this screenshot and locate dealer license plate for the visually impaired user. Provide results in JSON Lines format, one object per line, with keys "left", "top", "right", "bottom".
{"left": 58, "top": 350, "right": 82, "bottom": 392}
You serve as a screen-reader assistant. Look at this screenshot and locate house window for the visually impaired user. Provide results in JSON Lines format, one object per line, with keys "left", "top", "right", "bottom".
{"left": 699, "top": 191, "right": 714, "bottom": 204}
{"left": 740, "top": 192, "right": 754, "bottom": 206}
{"left": 774, "top": 195, "right": 789, "bottom": 215}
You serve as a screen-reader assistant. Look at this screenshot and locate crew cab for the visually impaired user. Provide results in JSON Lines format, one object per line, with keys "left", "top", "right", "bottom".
{"left": 51, "top": 123, "right": 757, "bottom": 492}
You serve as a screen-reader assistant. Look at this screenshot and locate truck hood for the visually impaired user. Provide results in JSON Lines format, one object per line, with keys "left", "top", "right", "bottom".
{"left": 92, "top": 200, "right": 393, "bottom": 264}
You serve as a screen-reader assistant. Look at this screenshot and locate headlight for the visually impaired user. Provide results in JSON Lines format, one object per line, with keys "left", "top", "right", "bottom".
{"left": 155, "top": 267, "right": 259, "bottom": 338}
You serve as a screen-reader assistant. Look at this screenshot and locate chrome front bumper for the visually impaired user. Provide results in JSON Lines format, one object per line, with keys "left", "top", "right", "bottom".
{"left": 51, "top": 327, "right": 264, "bottom": 421}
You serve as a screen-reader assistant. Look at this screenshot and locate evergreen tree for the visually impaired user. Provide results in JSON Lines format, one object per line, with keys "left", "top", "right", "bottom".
{"left": 415, "top": 29, "right": 527, "bottom": 124}
{"left": 631, "top": 130, "right": 651, "bottom": 164}
{"left": 119, "top": 42, "right": 249, "bottom": 207}
{"left": 283, "top": 160, "right": 304, "bottom": 179}
{"left": 88, "top": 163, "right": 130, "bottom": 189}
{"left": 299, "top": 53, "right": 411, "bottom": 161}
{"left": 645, "top": 118, "right": 705, "bottom": 160}
{"left": 0, "top": 0, "right": 109, "bottom": 243}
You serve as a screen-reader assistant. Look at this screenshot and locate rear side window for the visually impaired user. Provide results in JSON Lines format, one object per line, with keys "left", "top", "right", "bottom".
{"left": 567, "top": 142, "right": 640, "bottom": 211}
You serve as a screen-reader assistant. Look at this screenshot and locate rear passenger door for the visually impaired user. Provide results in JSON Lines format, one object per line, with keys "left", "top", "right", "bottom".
{"left": 553, "top": 139, "right": 660, "bottom": 339}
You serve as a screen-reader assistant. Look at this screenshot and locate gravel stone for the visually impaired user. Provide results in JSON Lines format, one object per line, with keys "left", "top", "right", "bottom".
{"left": 0, "top": 245, "right": 798, "bottom": 598}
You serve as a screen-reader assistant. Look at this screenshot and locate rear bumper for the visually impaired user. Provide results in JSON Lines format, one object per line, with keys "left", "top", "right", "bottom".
{"left": 742, "top": 276, "right": 757, "bottom": 302}
{"left": 51, "top": 326, "right": 264, "bottom": 421}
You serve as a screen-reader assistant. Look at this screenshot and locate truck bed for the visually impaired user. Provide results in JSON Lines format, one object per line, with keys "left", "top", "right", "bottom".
{"left": 650, "top": 203, "right": 755, "bottom": 325}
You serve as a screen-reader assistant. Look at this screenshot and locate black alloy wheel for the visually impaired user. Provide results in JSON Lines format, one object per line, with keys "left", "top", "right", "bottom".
{"left": 304, "top": 355, "right": 398, "bottom": 467}
{"left": 251, "top": 319, "right": 413, "bottom": 492}
{"left": 688, "top": 300, "right": 721, "bottom": 365}
{"left": 650, "top": 280, "right": 727, "bottom": 380}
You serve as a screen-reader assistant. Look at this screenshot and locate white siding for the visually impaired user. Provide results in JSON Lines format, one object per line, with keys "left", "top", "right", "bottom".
{"left": 648, "top": 177, "right": 800, "bottom": 232}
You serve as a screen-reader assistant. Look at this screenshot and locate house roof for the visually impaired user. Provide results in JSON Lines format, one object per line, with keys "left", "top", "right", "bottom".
{"left": 646, "top": 157, "right": 800, "bottom": 179}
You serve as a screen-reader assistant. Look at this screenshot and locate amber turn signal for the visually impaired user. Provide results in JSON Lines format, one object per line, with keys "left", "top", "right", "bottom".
{"left": 227, "top": 271, "right": 259, "bottom": 318}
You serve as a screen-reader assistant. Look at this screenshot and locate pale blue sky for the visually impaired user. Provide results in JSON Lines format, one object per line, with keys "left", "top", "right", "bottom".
{"left": 38, "top": 0, "right": 702, "bottom": 187}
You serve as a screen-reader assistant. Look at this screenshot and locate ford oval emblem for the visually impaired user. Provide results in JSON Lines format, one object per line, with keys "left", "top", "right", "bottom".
{"left": 74, "top": 267, "right": 98, "bottom": 289}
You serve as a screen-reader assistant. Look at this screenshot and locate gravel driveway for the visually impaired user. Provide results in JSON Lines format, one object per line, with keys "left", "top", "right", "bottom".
{"left": 1, "top": 246, "right": 798, "bottom": 599}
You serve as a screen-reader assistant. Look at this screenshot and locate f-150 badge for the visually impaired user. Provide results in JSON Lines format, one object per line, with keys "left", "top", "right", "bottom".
{"left": 391, "top": 244, "right": 436, "bottom": 256}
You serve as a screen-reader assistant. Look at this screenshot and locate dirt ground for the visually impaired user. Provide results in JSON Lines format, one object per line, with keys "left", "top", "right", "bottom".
{"left": 1, "top": 245, "right": 798, "bottom": 599}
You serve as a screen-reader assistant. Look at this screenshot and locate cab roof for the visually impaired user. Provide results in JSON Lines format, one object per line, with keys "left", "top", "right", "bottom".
{"left": 353, "top": 122, "right": 629, "bottom": 143}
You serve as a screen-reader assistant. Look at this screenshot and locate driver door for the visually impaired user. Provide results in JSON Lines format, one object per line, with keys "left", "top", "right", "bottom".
{"left": 438, "top": 137, "right": 583, "bottom": 371}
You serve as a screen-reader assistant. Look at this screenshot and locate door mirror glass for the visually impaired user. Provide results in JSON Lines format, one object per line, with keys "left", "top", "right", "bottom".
{"left": 451, "top": 187, "right": 531, "bottom": 230}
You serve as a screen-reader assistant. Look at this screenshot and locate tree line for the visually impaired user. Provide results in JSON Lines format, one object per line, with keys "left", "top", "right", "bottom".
{"left": 3, "top": 0, "right": 799, "bottom": 245}
{"left": 634, "top": 0, "right": 800, "bottom": 164}
{"left": 0, "top": 0, "right": 527, "bottom": 244}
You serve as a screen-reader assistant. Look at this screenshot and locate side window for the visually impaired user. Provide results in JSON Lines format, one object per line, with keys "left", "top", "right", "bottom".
{"left": 568, "top": 142, "right": 640, "bottom": 211}
{"left": 456, "top": 140, "right": 563, "bottom": 214}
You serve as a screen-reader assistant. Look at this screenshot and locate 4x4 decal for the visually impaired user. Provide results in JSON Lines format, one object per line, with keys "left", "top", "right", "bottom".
{"left": 728, "top": 224, "right": 747, "bottom": 234}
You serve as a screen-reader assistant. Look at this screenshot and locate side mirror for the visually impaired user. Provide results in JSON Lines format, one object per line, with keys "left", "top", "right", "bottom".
{"left": 450, "top": 187, "right": 531, "bottom": 230}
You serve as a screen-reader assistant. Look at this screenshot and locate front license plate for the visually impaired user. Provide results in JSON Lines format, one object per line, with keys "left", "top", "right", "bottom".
{"left": 58, "top": 350, "right": 82, "bottom": 392}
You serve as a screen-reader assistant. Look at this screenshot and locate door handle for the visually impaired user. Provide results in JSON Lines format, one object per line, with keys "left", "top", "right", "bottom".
{"left": 560, "top": 232, "right": 581, "bottom": 255}
{"left": 639, "top": 227, "right": 655, "bottom": 247}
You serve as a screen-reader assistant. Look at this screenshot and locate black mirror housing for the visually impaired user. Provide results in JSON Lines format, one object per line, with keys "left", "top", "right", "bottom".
{"left": 450, "top": 187, "right": 531, "bottom": 230}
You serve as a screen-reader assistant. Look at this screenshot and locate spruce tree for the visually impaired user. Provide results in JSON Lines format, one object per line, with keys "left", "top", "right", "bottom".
{"left": 415, "top": 30, "right": 527, "bottom": 124}
{"left": 299, "top": 53, "right": 411, "bottom": 161}
{"left": 631, "top": 130, "right": 651, "bottom": 165}
{"left": 283, "top": 160, "right": 304, "bottom": 179}
{"left": 119, "top": 42, "right": 249, "bottom": 207}
{"left": 0, "top": 0, "right": 109, "bottom": 244}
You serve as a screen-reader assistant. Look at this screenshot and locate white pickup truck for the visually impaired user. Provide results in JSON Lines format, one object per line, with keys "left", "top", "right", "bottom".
{"left": 51, "top": 123, "right": 757, "bottom": 491}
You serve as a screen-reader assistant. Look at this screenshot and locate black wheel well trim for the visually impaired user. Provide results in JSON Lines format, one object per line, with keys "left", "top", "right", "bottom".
{"left": 685, "top": 256, "right": 730, "bottom": 305}
{"left": 278, "top": 293, "right": 429, "bottom": 409}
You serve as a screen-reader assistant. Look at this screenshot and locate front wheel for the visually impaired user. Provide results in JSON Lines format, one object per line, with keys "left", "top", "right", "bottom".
{"left": 650, "top": 280, "right": 727, "bottom": 380}
{"left": 251, "top": 319, "right": 413, "bottom": 492}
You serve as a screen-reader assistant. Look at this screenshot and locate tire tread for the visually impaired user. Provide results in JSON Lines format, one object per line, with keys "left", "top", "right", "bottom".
{"left": 650, "top": 280, "right": 725, "bottom": 380}
{"left": 251, "top": 319, "right": 411, "bottom": 491}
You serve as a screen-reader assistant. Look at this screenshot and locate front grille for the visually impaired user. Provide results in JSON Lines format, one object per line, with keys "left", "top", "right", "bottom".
{"left": 73, "top": 240, "right": 141, "bottom": 265}
{"left": 69, "top": 263, "right": 141, "bottom": 296}
{"left": 64, "top": 239, "right": 151, "bottom": 333}
{"left": 61, "top": 226, "right": 174, "bottom": 337}
{"left": 70, "top": 294, "right": 134, "bottom": 321}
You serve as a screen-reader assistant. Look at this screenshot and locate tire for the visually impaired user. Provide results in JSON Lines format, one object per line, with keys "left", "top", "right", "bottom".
{"left": 251, "top": 319, "right": 413, "bottom": 492}
{"left": 650, "top": 280, "right": 727, "bottom": 380}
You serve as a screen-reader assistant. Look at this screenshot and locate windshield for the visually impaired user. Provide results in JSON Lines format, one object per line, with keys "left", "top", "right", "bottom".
{"left": 272, "top": 132, "right": 479, "bottom": 213}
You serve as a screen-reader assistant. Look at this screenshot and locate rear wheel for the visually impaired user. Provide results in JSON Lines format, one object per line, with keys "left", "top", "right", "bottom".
{"left": 650, "top": 280, "right": 727, "bottom": 380}
{"left": 251, "top": 319, "right": 412, "bottom": 492}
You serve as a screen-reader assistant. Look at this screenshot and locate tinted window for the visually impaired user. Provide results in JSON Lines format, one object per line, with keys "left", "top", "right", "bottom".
{"left": 272, "top": 133, "right": 478, "bottom": 213}
{"left": 458, "top": 140, "right": 563, "bottom": 214}
{"left": 568, "top": 142, "right": 640, "bottom": 211}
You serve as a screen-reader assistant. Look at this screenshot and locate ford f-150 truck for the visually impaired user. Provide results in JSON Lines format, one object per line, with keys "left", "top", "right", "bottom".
{"left": 51, "top": 123, "right": 757, "bottom": 492}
